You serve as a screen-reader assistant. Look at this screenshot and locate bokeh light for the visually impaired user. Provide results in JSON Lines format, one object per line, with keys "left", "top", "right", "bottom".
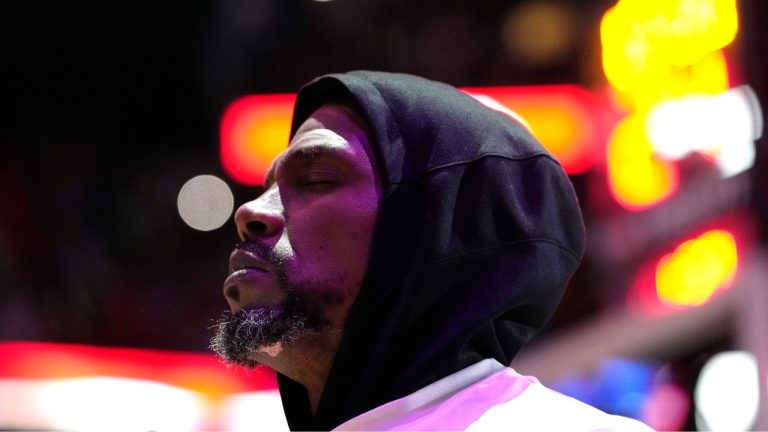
{"left": 647, "top": 85, "right": 763, "bottom": 178}
{"left": 642, "top": 383, "right": 690, "bottom": 431}
{"left": 220, "top": 94, "right": 295, "bottom": 186}
{"left": 606, "top": 113, "right": 678, "bottom": 211}
{"left": 38, "top": 377, "right": 205, "bottom": 432}
{"left": 222, "top": 86, "right": 603, "bottom": 180}
{"left": 177, "top": 174, "right": 234, "bottom": 231}
{"left": 221, "top": 392, "right": 289, "bottom": 432}
{"left": 463, "top": 85, "right": 602, "bottom": 175}
{"left": 655, "top": 229, "right": 738, "bottom": 307}
{"left": 553, "top": 358, "right": 690, "bottom": 428}
{"left": 500, "top": 0, "right": 576, "bottom": 67}
{"left": 592, "top": 358, "right": 656, "bottom": 419}
{"left": 0, "top": 342, "right": 283, "bottom": 430}
{"left": 600, "top": 0, "right": 739, "bottom": 211}
{"left": 626, "top": 226, "right": 745, "bottom": 319}
{"left": 695, "top": 351, "right": 759, "bottom": 431}
{"left": 601, "top": 0, "right": 737, "bottom": 105}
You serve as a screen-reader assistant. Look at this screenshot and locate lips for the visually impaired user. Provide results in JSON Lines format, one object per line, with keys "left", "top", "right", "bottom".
{"left": 223, "top": 249, "right": 280, "bottom": 310}
{"left": 228, "top": 249, "right": 271, "bottom": 274}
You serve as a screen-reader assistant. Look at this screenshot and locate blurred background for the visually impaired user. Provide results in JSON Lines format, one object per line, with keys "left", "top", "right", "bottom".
{"left": 0, "top": 0, "right": 766, "bottom": 430}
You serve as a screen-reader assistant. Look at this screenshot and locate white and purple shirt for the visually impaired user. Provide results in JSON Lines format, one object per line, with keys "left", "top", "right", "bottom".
{"left": 334, "top": 359, "right": 655, "bottom": 431}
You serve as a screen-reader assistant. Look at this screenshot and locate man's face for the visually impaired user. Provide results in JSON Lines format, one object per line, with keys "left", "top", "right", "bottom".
{"left": 211, "top": 103, "right": 382, "bottom": 367}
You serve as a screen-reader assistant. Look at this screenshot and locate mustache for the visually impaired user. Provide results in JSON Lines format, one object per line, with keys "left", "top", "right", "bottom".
{"left": 234, "top": 238, "right": 271, "bottom": 257}
{"left": 233, "top": 238, "right": 288, "bottom": 274}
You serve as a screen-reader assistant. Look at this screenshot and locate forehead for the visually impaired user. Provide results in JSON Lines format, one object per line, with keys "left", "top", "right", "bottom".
{"left": 294, "top": 103, "right": 369, "bottom": 140}
{"left": 265, "top": 104, "right": 377, "bottom": 184}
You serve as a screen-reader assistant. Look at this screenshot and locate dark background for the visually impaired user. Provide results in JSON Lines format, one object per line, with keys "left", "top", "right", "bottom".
{"left": 0, "top": 0, "right": 764, "bottom": 367}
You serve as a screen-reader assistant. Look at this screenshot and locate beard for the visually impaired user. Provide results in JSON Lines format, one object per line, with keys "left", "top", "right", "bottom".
{"left": 210, "top": 240, "right": 330, "bottom": 368}
{"left": 209, "top": 290, "right": 327, "bottom": 368}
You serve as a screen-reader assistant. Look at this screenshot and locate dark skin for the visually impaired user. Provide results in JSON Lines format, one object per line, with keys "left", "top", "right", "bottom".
{"left": 226, "top": 104, "right": 382, "bottom": 413}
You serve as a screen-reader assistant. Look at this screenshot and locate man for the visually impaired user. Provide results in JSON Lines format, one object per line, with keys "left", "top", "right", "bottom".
{"left": 211, "top": 71, "right": 654, "bottom": 431}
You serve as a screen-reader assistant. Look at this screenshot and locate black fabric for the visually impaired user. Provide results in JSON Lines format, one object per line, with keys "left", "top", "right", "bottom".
{"left": 278, "top": 71, "right": 586, "bottom": 431}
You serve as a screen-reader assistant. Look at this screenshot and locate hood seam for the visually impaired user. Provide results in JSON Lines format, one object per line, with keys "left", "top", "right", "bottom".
{"left": 416, "top": 237, "right": 582, "bottom": 269}
{"left": 389, "top": 152, "right": 561, "bottom": 184}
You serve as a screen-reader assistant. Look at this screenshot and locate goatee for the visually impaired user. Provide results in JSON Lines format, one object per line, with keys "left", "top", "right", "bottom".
{"left": 210, "top": 291, "right": 326, "bottom": 368}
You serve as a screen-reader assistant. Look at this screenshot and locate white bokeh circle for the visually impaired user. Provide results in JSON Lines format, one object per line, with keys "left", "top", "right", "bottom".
{"left": 177, "top": 174, "right": 234, "bottom": 231}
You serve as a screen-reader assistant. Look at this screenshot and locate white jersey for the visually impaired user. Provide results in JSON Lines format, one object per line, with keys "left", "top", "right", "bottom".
{"left": 334, "top": 359, "right": 655, "bottom": 431}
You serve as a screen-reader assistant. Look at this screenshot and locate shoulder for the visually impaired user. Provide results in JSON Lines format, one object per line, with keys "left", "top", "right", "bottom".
{"left": 465, "top": 368, "right": 656, "bottom": 431}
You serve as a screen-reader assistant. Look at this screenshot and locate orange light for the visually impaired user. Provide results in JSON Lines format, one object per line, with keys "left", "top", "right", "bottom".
{"left": 655, "top": 230, "right": 738, "bottom": 307}
{"left": 606, "top": 113, "right": 678, "bottom": 210}
{"left": 219, "top": 86, "right": 607, "bottom": 185}
{"left": 0, "top": 341, "right": 277, "bottom": 398}
{"left": 220, "top": 94, "right": 296, "bottom": 186}
{"left": 463, "top": 85, "right": 601, "bottom": 174}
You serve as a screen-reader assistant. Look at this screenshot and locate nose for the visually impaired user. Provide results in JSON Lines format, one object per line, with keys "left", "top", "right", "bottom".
{"left": 234, "top": 186, "right": 284, "bottom": 241}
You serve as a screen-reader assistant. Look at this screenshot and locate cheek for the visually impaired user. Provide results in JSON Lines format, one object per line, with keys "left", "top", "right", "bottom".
{"left": 333, "top": 190, "right": 380, "bottom": 257}
{"left": 293, "top": 191, "right": 380, "bottom": 283}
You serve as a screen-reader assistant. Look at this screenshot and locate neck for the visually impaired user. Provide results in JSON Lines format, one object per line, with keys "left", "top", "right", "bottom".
{"left": 254, "top": 330, "right": 342, "bottom": 414}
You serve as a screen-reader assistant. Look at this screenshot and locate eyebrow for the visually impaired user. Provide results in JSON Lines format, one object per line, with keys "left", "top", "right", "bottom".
{"left": 263, "top": 143, "right": 354, "bottom": 189}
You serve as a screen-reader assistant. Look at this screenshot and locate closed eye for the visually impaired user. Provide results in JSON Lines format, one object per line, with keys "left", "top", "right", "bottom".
{"left": 302, "top": 170, "right": 342, "bottom": 189}
{"left": 271, "top": 143, "right": 354, "bottom": 192}
{"left": 306, "top": 180, "right": 335, "bottom": 186}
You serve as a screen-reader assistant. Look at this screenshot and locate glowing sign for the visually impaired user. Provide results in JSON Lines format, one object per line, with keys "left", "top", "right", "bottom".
{"left": 220, "top": 86, "right": 606, "bottom": 185}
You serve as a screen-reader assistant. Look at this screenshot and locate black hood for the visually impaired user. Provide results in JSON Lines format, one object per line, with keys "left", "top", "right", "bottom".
{"left": 277, "top": 71, "right": 586, "bottom": 430}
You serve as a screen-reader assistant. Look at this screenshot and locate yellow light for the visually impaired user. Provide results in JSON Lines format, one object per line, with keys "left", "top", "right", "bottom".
{"left": 656, "top": 230, "right": 738, "bottom": 307}
{"left": 601, "top": 0, "right": 736, "bottom": 110}
{"left": 600, "top": 0, "right": 739, "bottom": 211}
{"left": 683, "top": 50, "right": 730, "bottom": 95}
{"left": 607, "top": 113, "right": 678, "bottom": 210}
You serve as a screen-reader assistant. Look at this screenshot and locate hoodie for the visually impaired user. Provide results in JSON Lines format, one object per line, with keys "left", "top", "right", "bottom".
{"left": 277, "top": 71, "right": 586, "bottom": 431}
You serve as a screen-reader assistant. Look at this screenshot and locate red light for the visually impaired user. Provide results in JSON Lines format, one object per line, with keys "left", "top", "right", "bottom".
{"left": 220, "top": 86, "right": 610, "bottom": 185}
{"left": 0, "top": 341, "right": 277, "bottom": 398}
{"left": 220, "top": 94, "right": 296, "bottom": 186}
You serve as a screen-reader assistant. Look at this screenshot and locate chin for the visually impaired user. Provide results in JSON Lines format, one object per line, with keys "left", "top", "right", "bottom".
{"left": 256, "top": 342, "right": 285, "bottom": 358}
